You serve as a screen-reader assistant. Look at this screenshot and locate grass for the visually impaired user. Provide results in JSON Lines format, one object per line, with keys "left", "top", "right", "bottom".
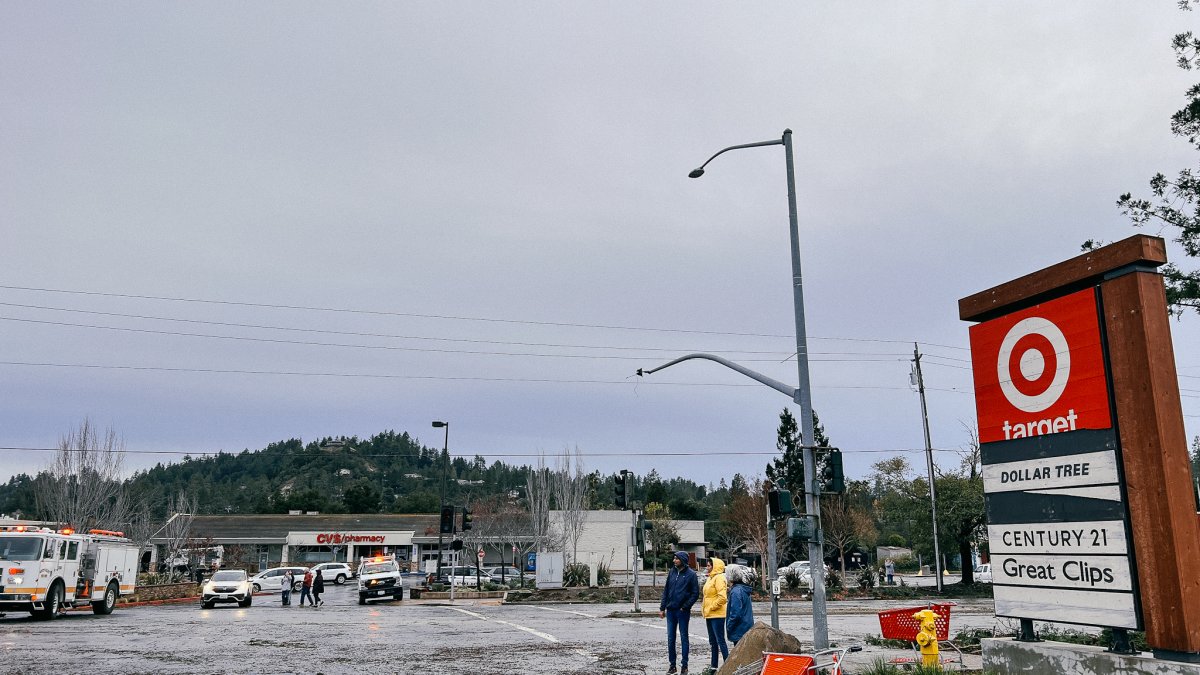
{"left": 854, "top": 658, "right": 999, "bottom": 675}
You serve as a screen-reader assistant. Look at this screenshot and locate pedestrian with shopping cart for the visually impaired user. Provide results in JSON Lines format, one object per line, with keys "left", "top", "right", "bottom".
{"left": 701, "top": 557, "right": 730, "bottom": 673}
{"left": 659, "top": 551, "right": 699, "bottom": 675}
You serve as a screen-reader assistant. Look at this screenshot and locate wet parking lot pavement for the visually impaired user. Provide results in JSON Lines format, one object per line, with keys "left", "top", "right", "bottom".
{"left": 0, "top": 585, "right": 995, "bottom": 674}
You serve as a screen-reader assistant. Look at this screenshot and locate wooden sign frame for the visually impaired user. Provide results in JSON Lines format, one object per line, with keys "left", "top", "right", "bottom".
{"left": 960, "top": 235, "right": 1200, "bottom": 660}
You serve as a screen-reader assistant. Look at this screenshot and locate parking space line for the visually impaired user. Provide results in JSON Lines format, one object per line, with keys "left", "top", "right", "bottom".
{"left": 449, "top": 606, "right": 560, "bottom": 643}
{"left": 529, "top": 605, "right": 707, "bottom": 643}
{"left": 529, "top": 606, "right": 598, "bottom": 619}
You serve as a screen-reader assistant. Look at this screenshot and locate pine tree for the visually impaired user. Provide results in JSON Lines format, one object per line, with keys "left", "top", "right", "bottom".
{"left": 765, "top": 408, "right": 831, "bottom": 496}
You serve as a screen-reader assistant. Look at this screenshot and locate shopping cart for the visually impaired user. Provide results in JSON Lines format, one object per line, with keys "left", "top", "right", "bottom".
{"left": 729, "top": 644, "right": 863, "bottom": 675}
{"left": 876, "top": 602, "right": 963, "bottom": 670}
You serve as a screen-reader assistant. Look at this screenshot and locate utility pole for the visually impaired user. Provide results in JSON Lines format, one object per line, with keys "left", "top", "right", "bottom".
{"left": 912, "top": 344, "right": 943, "bottom": 592}
{"left": 766, "top": 500, "right": 780, "bottom": 629}
{"left": 632, "top": 507, "right": 641, "bottom": 613}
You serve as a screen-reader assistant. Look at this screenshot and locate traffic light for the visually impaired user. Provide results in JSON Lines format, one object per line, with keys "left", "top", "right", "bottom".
{"left": 450, "top": 539, "right": 464, "bottom": 551}
{"left": 821, "top": 449, "right": 845, "bottom": 494}
{"left": 768, "top": 489, "right": 795, "bottom": 520}
{"left": 635, "top": 514, "right": 647, "bottom": 554}
{"left": 440, "top": 506, "right": 455, "bottom": 534}
{"left": 461, "top": 506, "right": 473, "bottom": 531}
{"left": 615, "top": 471, "right": 628, "bottom": 510}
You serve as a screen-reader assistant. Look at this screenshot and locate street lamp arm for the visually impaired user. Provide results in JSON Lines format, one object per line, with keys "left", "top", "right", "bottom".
{"left": 636, "top": 353, "right": 798, "bottom": 400}
{"left": 689, "top": 137, "right": 785, "bottom": 177}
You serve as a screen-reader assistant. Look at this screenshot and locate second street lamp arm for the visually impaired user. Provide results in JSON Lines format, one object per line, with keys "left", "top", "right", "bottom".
{"left": 689, "top": 137, "right": 785, "bottom": 178}
{"left": 636, "top": 353, "right": 799, "bottom": 402}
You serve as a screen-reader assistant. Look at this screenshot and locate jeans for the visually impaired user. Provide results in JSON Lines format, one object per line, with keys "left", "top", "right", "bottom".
{"left": 312, "top": 590, "right": 322, "bottom": 605}
{"left": 299, "top": 587, "right": 312, "bottom": 605}
{"left": 706, "top": 617, "right": 729, "bottom": 668}
{"left": 665, "top": 608, "right": 690, "bottom": 667}
{"left": 281, "top": 588, "right": 291, "bottom": 606}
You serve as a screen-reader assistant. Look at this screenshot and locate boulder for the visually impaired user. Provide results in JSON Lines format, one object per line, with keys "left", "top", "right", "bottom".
{"left": 716, "top": 621, "right": 804, "bottom": 675}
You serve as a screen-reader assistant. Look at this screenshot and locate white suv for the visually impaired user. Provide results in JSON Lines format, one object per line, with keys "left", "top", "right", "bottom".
{"left": 310, "top": 562, "right": 354, "bottom": 585}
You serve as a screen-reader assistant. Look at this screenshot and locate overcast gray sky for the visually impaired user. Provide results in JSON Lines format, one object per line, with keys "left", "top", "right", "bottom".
{"left": 2, "top": 2, "right": 1198, "bottom": 488}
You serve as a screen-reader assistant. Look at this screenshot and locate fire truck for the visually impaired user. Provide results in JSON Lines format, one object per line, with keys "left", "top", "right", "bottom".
{"left": 0, "top": 526, "right": 140, "bottom": 620}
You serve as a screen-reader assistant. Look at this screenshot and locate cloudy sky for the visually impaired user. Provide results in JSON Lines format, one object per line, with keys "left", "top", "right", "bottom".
{"left": 2, "top": 3, "right": 1198, "bottom": 488}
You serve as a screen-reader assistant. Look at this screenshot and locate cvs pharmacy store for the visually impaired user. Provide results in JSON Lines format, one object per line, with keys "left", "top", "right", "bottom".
{"left": 156, "top": 513, "right": 438, "bottom": 571}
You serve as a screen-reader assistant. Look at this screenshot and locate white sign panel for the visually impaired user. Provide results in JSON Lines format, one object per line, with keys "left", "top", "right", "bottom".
{"left": 989, "top": 554, "right": 1133, "bottom": 592}
{"left": 983, "top": 450, "right": 1119, "bottom": 494}
{"left": 989, "top": 520, "right": 1128, "bottom": 556}
{"left": 994, "top": 585, "right": 1139, "bottom": 628}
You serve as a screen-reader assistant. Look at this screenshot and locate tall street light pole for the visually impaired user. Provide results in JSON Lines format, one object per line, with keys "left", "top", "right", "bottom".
{"left": 432, "top": 420, "right": 449, "bottom": 584}
{"left": 684, "top": 128, "right": 829, "bottom": 649}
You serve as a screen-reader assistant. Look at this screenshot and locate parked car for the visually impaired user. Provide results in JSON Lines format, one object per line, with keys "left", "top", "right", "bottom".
{"left": 249, "top": 566, "right": 309, "bottom": 592}
{"left": 482, "top": 565, "right": 524, "bottom": 583}
{"left": 975, "top": 563, "right": 993, "bottom": 583}
{"left": 201, "top": 569, "right": 252, "bottom": 609}
{"left": 436, "top": 565, "right": 494, "bottom": 587}
{"left": 310, "top": 562, "right": 354, "bottom": 585}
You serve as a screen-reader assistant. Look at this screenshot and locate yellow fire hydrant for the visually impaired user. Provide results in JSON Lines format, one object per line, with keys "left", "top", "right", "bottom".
{"left": 913, "top": 608, "right": 940, "bottom": 667}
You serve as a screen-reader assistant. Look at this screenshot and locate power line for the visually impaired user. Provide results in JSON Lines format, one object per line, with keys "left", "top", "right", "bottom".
{"left": 0, "top": 283, "right": 969, "bottom": 351}
{"left": 0, "top": 315, "right": 917, "bottom": 363}
{"left": 0, "top": 301, "right": 796, "bottom": 355}
{"left": 0, "top": 359, "right": 932, "bottom": 390}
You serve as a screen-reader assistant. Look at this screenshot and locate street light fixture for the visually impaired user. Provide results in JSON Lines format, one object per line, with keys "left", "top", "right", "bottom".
{"left": 432, "top": 420, "right": 450, "bottom": 584}
{"left": 643, "top": 128, "right": 830, "bottom": 649}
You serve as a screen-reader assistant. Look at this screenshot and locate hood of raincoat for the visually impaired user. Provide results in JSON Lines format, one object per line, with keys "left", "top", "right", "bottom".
{"left": 702, "top": 557, "right": 728, "bottom": 618}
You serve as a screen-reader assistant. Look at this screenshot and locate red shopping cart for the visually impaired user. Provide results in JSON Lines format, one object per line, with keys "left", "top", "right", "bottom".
{"left": 876, "top": 602, "right": 962, "bottom": 670}
{"left": 730, "top": 644, "right": 862, "bottom": 675}
{"left": 877, "top": 602, "right": 953, "bottom": 641}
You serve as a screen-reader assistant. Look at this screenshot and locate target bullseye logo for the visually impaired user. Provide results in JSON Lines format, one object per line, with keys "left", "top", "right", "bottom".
{"left": 969, "top": 288, "right": 1111, "bottom": 444}
{"left": 996, "top": 317, "right": 1071, "bottom": 413}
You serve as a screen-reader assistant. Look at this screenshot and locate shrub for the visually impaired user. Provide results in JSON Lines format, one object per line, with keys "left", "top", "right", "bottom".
{"left": 825, "top": 569, "right": 843, "bottom": 591}
{"left": 597, "top": 562, "right": 611, "bottom": 587}
{"left": 892, "top": 555, "right": 920, "bottom": 573}
{"left": 857, "top": 565, "right": 877, "bottom": 590}
{"left": 564, "top": 562, "right": 590, "bottom": 587}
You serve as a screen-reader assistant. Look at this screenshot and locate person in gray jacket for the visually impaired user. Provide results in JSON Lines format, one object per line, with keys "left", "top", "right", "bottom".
{"left": 724, "top": 564, "right": 756, "bottom": 645}
{"left": 659, "top": 551, "right": 700, "bottom": 675}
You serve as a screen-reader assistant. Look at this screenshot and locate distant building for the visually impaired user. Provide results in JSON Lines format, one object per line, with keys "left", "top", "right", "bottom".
{"left": 149, "top": 509, "right": 706, "bottom": 574}
{"left": 548, "top": 510, "right": 706, "bottom": 572}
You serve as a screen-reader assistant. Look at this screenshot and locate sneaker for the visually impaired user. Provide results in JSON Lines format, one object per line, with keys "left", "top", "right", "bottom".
{"left": 680, "top": 668, "right": 688, "bottom": 675}
{"left": 666, "top": 667, "right": 677, "bottom": 675}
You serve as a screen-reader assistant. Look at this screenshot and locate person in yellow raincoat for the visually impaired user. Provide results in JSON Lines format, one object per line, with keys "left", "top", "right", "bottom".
{"left": 702, "top": 557, "right": 730, "bottom": 673}
{"left": 913, "top": 608, "right": 940, "bottom": 667}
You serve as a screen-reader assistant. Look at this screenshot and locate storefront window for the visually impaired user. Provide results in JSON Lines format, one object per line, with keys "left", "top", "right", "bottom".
{"left": 289, "top": 545, "right": 346, "bottom": 563}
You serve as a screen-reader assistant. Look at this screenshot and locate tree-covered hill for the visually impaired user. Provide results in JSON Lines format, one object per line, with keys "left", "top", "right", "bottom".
{"left": 0, "top": 430, "right": 534, "bottom": 519}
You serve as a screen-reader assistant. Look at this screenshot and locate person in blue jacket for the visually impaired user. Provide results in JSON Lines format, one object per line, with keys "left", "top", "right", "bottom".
{"left": 725, "top": 563, "right": 756, "bottom": 646}
{"left": 659, "top": 551, "right": 700, "bottom": 674}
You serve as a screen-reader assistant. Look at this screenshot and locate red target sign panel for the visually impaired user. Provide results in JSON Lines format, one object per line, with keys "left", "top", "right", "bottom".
{"left": 969, "top": 288, "right": 1112, "bottom": 444}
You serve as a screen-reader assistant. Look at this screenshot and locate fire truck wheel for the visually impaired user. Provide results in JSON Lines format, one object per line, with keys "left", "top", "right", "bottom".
{"left": 335, "top": 574, "right": 346, "bottom": 585}
{"left": 92, "top": 582, "right": 118, "bottom": 615}
{"left": 33, "top": 582, "right": 63, "bottom": 620}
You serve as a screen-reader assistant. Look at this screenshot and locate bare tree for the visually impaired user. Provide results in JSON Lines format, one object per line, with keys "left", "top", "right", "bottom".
{"left": 821, "top": 493, "right": 877, "bottom": 577}
{"left": 35, "top": 419, "right": 131, "bottom": 531}
{"left": 157, "top": 492, "right": 198, "bottom": 580}
{"left": 721, "top": 476, "right": 787, "bottom": 587}
{"left": 644, "top": 501, "right": 679, "bottom": 586}
{"left": 553, "top": 445, "right": 589, "bottom": 564}
{"left": 489, "top": 496, "right": 536, "bottom": 584}
{"left": 526, "top": 455, "right": 557, "bottom": 553}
